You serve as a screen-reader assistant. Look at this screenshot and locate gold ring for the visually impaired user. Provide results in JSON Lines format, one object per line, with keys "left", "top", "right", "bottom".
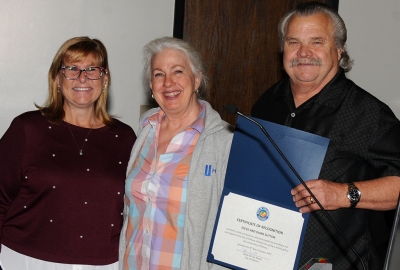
{"left": 310, "top": 197, "right": 315, "bottom": 204}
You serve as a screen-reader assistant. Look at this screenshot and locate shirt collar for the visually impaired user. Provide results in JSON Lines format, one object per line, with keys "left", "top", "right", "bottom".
{"left": 312, "top": 68, "right": 347, "bottom": 108}
{"left": 143, "top": 102, "right": 206, "bottom": 134}
{"left": 280, "top": 68, "right": 347, "bottom": 109}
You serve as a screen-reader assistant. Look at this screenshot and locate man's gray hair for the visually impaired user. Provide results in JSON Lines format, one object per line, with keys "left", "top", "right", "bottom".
{"left": 142, "top": 36, "right": 207, "bottom": 98}
{"left": 278, "top": 2, "right": 353, "bottom": 72}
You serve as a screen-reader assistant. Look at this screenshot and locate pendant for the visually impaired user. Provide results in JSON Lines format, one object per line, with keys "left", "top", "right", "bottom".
{"left": 79, "top": 150, "right": 83, "bottom": 156}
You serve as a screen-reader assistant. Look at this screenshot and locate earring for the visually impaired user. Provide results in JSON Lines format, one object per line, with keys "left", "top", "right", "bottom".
{"left": 57, "top": 87, "right": 60, "bottom": 93}
{"left": 195, "top": 89, "right": 199, "bottom": 93}
{"left": 151, "top": 94, "right": 154, "bottom": 98}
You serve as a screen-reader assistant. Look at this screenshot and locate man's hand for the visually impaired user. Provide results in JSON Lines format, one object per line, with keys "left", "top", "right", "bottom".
{"left": 291, "top": 176, "right": 400, "bottom": 212}
{"left": 291, "top": 180, "right": 348, "bottom": 213}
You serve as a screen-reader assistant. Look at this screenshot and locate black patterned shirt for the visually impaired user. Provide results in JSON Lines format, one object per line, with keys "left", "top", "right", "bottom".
{"left": 252, "top": 69, "right": 400, "bottom": 270}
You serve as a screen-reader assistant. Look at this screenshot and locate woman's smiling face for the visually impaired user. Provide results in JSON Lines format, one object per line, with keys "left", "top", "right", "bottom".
{"left": 57, "top": 54, "right": 107, "bottom": 112}
{"left": 150, "top": 48, "right": 201, "bottom": 116}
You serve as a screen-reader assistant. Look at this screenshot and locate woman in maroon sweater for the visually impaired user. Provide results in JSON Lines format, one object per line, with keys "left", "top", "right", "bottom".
{"left": 0, "top": 37, "right": 136, "bottom": 269}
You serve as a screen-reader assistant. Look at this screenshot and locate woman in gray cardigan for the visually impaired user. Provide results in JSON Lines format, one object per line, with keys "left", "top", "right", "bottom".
{"left": 119, "top": 37, "right": 233, "bottom": 270}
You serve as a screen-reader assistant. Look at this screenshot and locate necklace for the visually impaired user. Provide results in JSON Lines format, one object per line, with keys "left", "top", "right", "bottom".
{"left": 66, "top": 121, "right": 94, "bottom": 156}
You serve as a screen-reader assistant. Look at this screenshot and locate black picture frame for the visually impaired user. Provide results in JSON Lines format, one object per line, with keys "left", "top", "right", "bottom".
{"left": 173, "top": 0, "right": 185, "bottom": 39}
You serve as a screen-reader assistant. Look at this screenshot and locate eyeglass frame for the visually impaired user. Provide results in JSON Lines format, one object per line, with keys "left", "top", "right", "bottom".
{"left": 60, "top": 66, "right": 106, "bottom": 80}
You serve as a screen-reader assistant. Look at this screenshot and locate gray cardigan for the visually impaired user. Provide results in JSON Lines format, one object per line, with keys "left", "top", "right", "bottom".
{"left": 119, "top": 100, "right": 233, "bottom": 269}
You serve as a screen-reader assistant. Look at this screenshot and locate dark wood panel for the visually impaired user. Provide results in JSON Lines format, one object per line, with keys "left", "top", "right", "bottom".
{"left": 180, "top": 0, "right": 330, "bottom": 125}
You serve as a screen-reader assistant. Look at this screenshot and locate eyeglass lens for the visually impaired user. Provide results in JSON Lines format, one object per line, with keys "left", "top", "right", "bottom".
{"left": 62, "top": 66, "right": 103, "bottom": 80}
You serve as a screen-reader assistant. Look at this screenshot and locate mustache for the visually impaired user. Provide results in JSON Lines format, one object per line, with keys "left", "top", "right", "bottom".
{"left": 290, "top": 58, "right": 322, "bottom": 67}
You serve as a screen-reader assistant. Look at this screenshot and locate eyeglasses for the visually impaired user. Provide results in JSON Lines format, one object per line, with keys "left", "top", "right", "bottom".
{"left": 60, "top": 66, "right": 105, "bottom": 80}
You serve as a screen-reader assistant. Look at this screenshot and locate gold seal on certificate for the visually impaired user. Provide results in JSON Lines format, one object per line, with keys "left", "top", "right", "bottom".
{"left": 211, "top": 192, "right": 304, "bottom": 270}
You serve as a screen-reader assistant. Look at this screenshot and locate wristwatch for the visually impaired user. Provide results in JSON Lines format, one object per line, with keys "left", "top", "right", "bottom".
{"left": 347, "top": 182, "right": 361, "bottom": 208}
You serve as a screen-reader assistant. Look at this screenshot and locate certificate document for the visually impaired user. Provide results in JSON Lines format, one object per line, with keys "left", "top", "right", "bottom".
{"left": 211, "top": 192, "right": 304, "bottom": 270}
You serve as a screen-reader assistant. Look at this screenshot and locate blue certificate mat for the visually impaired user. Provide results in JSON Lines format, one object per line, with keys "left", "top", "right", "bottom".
{"left": 207, "top": 116, "right": 329, "bottom": 270}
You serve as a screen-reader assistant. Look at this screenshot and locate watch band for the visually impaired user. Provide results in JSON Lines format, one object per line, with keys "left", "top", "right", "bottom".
{"left": 347, "top": 182, "right": 361, "bottom": 208}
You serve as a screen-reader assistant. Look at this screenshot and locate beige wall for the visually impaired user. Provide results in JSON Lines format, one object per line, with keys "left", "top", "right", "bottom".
{"left": 339, "top": 0, "right": 400, "bottom": 118}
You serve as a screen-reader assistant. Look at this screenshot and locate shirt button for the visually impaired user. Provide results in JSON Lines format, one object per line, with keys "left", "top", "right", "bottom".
{"left": 291, "top": 112, "right": 296, "bottom": 117}
{"left": 144, "top": 229, "right": 149, "bottom": 234}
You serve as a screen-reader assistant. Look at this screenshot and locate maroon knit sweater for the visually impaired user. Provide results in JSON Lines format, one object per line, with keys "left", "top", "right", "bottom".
{"left": 0, "top": 110, "right": 136, "bottom": 265}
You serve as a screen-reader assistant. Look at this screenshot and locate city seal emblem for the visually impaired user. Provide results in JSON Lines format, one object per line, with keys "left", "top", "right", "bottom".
{"left": 256, "top": 206, "right": 269, "bottom": 221}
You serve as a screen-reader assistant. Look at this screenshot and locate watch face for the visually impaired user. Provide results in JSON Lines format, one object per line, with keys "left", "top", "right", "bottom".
{"left": 349, "top": 188, "right": 360, "bottom": 201}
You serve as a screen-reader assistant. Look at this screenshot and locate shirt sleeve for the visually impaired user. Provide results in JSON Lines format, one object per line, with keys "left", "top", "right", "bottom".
{"left": 0, "top": 117, "right": 25, "bottom": 239}
{"left": 367, "top": 106, "right": 400, "bottom": 177}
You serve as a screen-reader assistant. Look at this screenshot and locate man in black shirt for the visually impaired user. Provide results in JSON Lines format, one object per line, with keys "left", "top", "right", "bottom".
{"left": 251, "top": 2, "right": 400, "bottom": 269}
